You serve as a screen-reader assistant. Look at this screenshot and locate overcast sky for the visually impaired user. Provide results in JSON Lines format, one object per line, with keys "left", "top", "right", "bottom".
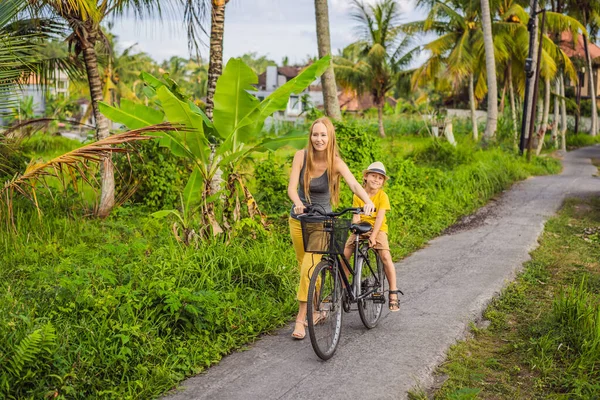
{"left": 110, "top": 0, "right": 426, "bottom": 65}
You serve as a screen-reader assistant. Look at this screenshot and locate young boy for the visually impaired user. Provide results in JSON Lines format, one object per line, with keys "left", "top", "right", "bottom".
{"left": 343, "top": 161, "right": 401, "bottom": 312}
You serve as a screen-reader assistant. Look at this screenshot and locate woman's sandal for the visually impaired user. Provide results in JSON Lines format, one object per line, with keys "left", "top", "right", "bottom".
{"left": 312, "top": 311, "right": 325, "bottom": 325}
{"left": 388, "top": 289, "right": 403, "bottom": 312}
{"left": 291, "top": 319, "right": 307, "bottom": 340}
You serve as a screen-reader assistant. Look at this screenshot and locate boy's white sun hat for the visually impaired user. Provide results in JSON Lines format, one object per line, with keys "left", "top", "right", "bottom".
{"left": 363, "top": 161, "right": 389, "bottom": 181}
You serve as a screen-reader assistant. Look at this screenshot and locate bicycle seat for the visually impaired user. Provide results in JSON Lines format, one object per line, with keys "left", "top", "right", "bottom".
{"left": 351, "top": 222, "right": 372, "bottom": 234}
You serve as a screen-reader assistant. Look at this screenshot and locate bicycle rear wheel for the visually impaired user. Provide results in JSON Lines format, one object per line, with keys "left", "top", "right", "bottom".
{"left": 357, "top": 246, "right": 385, "bottom": 329}
{"left": 307, "top": 260, "right": 343, "bottom": 360}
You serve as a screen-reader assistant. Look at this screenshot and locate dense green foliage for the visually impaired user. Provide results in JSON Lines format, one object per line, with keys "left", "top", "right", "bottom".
{"left": 252, "top": 153, "right": 290, "bottom": 216}
{"left": 115, "top": 140, "right": 190, "bottom": 210}
{"left": 334, "top": 119, "right": 382, "bottom": 173}
{"left": 1, "top": 208, "right": 297, "bottom": 399}
{"left": 0, "top": 120, "right": 567, "bottom": 399}
{"left": 566, "top": 132, "right": 600, "bottom": 148}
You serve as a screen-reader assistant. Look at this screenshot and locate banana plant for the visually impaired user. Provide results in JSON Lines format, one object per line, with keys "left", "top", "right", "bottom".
{"left": 100, "top": 56, "right": 329, "bottom": 238}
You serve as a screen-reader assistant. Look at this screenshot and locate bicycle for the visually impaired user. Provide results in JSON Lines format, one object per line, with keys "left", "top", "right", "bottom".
{"left": 298, "top": 205, "right": 388, "bottom": 360}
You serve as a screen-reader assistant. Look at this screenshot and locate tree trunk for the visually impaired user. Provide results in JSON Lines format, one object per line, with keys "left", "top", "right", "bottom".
{"left": 82, "top": 38, "right": 113, "bottom": 218}
{"left": 560, "top": 73, "right": 567, "bottom": 151}
{"left": 536, "top": 77, "right": 551, "bottom": 155}
{"left": 551, "top": 77, "right": 559, "bottom": 148}
{"left": 205, "top": 0, "right": 228, "bottom": 120}
{"left": 583, "top": 34, "right": 598, "bottom": 136}
{"left": 314, "top": 0, "right": 341, "bottom": 120}
{"left": 524, "top": 0, "right": 539, "bottom": 142}
{"left": 499, "top": 72, "right": 507, "bottom": 114}
{"left": 377, "top": 102, "right": 386, "bottom": 138}
{"left": 508, "top": 63, "right": 518, "bottom": 146}
{"left": 469, "top": 73, "right": 478, "bottom": 141}
{"left": 480, "top": 0, "right": 498, "bottom": 139}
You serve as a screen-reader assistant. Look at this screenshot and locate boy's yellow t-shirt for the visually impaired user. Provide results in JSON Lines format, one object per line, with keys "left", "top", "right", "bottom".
{"left": 352, "top": 189, "right": 391, "bottom": 233}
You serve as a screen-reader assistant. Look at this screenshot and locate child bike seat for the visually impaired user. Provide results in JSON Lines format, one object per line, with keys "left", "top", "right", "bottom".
{"left": 350, "top": 222, "right": 372, "bottom": 234}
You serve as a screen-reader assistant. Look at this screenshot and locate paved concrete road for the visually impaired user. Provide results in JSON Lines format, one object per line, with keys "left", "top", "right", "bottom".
{"left": 165, "top": 146, "right": 599, "bottom": 400}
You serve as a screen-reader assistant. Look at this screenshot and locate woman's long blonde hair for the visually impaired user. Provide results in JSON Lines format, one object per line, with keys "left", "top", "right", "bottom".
{"left": 303, "top": 117, "right": 341, "bottom": 206}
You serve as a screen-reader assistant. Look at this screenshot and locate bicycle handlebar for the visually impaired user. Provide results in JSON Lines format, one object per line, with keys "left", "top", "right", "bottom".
{"left": 302, "top": 205, "right": 374, "bottom": 217}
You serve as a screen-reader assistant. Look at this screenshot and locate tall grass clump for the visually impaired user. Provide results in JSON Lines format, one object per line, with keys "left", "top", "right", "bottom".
{"left": 529, "top": 278, "right": 600, "bottom": 395}
{"left": 566, "top": 133, "right": 600, "bottom": 149}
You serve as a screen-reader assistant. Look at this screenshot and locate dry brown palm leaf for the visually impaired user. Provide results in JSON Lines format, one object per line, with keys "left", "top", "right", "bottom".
{"left": 1, "top": 123, "right": 184, "bottom": 225}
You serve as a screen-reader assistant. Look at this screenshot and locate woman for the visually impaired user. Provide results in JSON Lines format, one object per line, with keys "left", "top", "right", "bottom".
{"left": 288, "top": 117, "right": 375, "bottom": 339}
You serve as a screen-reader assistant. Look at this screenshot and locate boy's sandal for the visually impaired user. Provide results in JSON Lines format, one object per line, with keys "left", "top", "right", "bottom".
{"left": 388, "top": 289, "right": 403, "bottom": 312}
{"left": 291, "top": 319, "right": 307, "bottom": 340}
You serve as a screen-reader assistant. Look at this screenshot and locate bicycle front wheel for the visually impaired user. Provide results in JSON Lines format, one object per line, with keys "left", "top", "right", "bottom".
{"left": 307, "top": 260, "right": 343, "bottom": 360}
{"left": 357, "top": 246, "right": 385, "bottom": 329}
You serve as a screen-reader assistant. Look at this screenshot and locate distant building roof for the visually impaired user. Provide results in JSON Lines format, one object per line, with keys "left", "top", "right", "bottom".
{"left": 338, "top": 90, "right": 397, "bottom": 112}
{"left": 559, "top": 31, "right": 600, "bottom": 60}
{"left": 257, "top": 65, "right": 307, "bottom": 89}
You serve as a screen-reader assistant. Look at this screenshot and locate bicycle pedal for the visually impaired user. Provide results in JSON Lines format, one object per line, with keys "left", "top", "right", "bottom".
{"left": 372, "top": 293, "right": 386, "bottom": 304}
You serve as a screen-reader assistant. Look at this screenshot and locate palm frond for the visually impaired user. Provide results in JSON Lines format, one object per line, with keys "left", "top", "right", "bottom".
{"left": 1, "top": 123, "right": 181, "bottom": 222}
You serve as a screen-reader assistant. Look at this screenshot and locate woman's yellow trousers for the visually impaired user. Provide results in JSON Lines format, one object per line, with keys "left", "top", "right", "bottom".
{"left": 289, "top": 217, "right": 322, "bottom": 302}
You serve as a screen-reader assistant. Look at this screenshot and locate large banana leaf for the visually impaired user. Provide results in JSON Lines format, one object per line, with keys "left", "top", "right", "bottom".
{"left": 213, "top": 58, "right": 259, "bottom": 142}
{"left": 156, "top": 86, "right": 210, "bottom": 167}
{"left": 182, "top": 166, "right": 204, "bottom": 209}
{"left": 99, "top": 99, "right": 163, "bottom": 128}
{"left": 215, "top": 56, "right": 330, "bottom": 157}
{"left": 258, "top": 56, "right": 330, "bottom": 119}
{"left": 99, "top": 99, "right": 191, "bottom": 161}
{"left": 236, "top": 56, "right": 330, "bottom": 143}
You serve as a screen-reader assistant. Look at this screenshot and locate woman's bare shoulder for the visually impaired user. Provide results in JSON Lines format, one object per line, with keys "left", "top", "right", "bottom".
{"left": 333, "top": 156, "right": 348, "bottom": 172}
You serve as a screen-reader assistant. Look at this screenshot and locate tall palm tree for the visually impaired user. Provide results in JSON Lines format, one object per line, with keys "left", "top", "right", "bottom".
{"left": 315, "top": 0, "right": 341, "bottom": 120}
{"left": 335, "top": 0, "right": 418, "bottom": 137}
{"left": 24, "top": 0, "right": 161, "bottom": 217}
{"left": 480, "top": 0, "right": 498, "bottom": 139}
{"left": 564, "top": 0, "right": 600, "bottom": 136}
{"left": 410, "top": 0, "right": 485, "bottom": 140}
{"left": 205, "top": 0, "right": 229, "bottom": 120}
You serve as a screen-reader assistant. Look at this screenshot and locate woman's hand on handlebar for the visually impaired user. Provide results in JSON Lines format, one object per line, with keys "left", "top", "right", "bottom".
{"left": 293, "top": 204, "right": 305, "bottom": 215}
{"left": 362, "top": 201, "right": 375, "bottom": 215}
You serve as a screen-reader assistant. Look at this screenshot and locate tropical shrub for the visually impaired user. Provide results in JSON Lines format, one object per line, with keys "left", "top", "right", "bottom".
{"left": 410, "top": 141, "right": 476, "bottom": 169}
{"left": 252, "top": 153, "right": 289, "bottom": 216}
{"left": 114, "top": 140, "right": 190, "bottom": 210}
{"left": 334, "top": 119, "right": 381, "bottom": 173}
{"left": 566, "top": 132, "right": 600, "bottom": 149}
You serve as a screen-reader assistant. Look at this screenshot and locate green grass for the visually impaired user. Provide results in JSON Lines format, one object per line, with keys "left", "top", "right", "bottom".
{"left": 0, "top": 120, "right": 565, "bottom": 399}
{"left": 418, "top": 197, "right": 600, "bottom": 399}
{"left": 19, "top": 133, "right": 82, "bottom": 160}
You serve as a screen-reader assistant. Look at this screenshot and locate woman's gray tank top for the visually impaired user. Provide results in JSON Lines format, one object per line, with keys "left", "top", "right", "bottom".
{"left": 290, "top": 151, "right": 331, "bottom": 219}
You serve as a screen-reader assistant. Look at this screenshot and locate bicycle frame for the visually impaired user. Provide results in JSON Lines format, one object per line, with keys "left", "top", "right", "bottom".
{"left": 325, "top": 233, "right": 382, "bottom": 303}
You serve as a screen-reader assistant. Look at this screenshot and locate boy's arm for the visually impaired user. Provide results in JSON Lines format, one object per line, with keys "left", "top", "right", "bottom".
{"left": 369, "top": 209, "right": 386, "bottom": 246}
{"left": 351, "top": 194, "right": 361, "bottom": 224}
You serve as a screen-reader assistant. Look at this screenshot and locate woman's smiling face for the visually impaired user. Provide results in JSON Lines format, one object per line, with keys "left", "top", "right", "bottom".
{"left": 310, "top": 122, "right": 329, "bottom": 152}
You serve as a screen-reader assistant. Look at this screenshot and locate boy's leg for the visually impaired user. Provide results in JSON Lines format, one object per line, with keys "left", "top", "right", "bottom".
{"left": 342, "top": 234, "right": 356, "bottom": 286}
{"left": 378, "top": 249, "right": 397, "bottom": 292}
{"left": 373, "top": 232, "right": 400, "bottom": 311}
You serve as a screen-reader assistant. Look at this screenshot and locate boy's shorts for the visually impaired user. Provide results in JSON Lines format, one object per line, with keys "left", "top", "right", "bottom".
{"left": 345, "top": 231, "right": 390, "bottom": 251}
